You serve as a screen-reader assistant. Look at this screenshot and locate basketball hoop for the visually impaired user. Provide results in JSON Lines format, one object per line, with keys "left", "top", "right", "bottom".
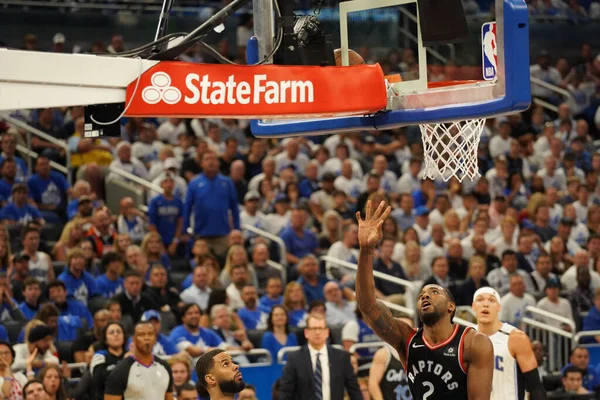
{"left": 419, "top": 118, "right": 485, "bottom": 182}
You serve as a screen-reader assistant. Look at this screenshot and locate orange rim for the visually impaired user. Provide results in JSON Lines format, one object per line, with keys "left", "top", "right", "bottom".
{"left": 427, "top": 80, "right": 484, "bottom": 89}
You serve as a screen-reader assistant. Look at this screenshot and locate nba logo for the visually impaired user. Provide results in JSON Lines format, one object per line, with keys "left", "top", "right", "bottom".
{"left": 481, "top": 22, "right": 497, "bottom": 81}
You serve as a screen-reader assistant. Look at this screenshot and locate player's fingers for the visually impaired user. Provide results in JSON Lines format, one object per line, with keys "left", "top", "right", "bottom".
{"left": 381, "top": 205, "right": 392, "bottom": 221}
{"left": 377, "top": 220, "right": 384, "bottom": 234}
{"left": 365, "top": 200, "right": 372, "bottom": 220}
{"left": 355, "top": 211, "right": 363, "bottom": 223}
{"left": 373, "top": 200, "right": 385, "bottom": 220}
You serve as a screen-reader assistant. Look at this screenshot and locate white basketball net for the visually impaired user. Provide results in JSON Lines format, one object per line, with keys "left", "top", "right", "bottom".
{"left": 419, "top": 119, "right": 486, "bottom": 182}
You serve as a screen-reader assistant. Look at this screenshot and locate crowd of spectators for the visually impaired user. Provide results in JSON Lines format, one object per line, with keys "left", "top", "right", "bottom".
{"left": 4, "top": 24, "right": 600, "bottom": 399}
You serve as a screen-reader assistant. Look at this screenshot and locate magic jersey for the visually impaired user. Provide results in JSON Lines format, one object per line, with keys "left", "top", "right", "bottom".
{"left": 405, "top": 324, "right": 470, "bottom": 400}
{"left": 488, "top": 322, "right": 525, "bottom": 400}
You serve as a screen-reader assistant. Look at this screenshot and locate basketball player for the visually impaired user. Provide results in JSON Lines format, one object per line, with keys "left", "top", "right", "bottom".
{"left": 369, "top": 344, "right": 413, "bottom": 400}
{"left": 472, "top": 287, "right": 548, "bottom": 400}
{"left": 196, "top": 349, "right": 246, "bottom": 400}
{"left": 355, "top": 200, "right": 494, "bottom": 400}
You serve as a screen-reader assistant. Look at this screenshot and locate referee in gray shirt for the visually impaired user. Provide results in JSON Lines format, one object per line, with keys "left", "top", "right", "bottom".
{"left": 104, "top": 321, "right": 174, "bottom": 400}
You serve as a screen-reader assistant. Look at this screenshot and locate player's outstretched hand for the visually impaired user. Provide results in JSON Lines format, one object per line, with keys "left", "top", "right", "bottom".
{"left": 356, "top": 200, "right": 391, "bottom": 250}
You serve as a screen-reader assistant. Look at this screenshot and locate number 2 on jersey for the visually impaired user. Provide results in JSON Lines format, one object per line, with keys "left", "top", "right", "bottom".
{"left": 422, "top": 381, "right": 434, "bottom": 400}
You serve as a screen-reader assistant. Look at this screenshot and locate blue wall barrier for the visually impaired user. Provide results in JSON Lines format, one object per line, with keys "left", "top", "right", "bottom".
{"left": 239, "top": 363, "right": 284, "bottom": 400}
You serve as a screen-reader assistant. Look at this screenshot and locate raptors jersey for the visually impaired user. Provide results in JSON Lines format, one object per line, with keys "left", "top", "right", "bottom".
{"left": 405, "top": 324, "right": 470, "bottom": 400}
{"left": 488, "top": 323, "right": 525, "bottom": 400}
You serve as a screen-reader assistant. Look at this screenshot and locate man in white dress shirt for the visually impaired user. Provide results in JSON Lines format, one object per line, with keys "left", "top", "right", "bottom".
{"left": 180, "top": 265, "right": 213, "bottom": 312}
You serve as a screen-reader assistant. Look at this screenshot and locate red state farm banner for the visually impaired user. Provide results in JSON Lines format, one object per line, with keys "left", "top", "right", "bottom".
{"left": 124, "top": 62, "right": 387, "bottom": 118}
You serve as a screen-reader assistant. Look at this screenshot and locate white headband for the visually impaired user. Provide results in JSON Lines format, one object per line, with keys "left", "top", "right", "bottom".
{"left": 473, "top": 287, "right": 501, "bottom": 304}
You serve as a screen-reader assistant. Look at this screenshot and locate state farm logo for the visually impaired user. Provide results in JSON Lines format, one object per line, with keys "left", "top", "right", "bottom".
{"left": 140, "top": 71, "right": 314, "bottom": 106}
{"left": 141, "top": 72, "right": 182, "bottom": 105}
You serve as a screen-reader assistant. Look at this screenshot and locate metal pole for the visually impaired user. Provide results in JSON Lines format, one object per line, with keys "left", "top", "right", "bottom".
{"left": 26, "top": 130, "right": 32, "bottom": 175}
{"left": 252, "top": 0, "right": 275, "bottom": 63}
{"left": 153, "top": 0, "right": 175, "bottom": 53}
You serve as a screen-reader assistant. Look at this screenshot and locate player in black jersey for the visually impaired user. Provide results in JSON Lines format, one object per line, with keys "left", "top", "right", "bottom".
{"left": 355, "top": 200, "right": 494, "bottom": 400}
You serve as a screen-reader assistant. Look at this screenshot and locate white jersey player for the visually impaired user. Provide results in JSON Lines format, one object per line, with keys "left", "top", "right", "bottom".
{"left": 472, "top": 287, "right": 547, "bottom": 400}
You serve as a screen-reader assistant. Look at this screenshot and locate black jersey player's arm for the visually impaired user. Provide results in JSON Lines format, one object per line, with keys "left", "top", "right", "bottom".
{"left": 509, "top": 330, "right": 548, "bottom": 400}
{"left": 355, "top": 201, "right": 414, "bottom": 355}
{"left": 367, "top": 347, "right": 387, "bottom": 400}
{"left": 465, "top": 330, "right": 494, "bottom": 400}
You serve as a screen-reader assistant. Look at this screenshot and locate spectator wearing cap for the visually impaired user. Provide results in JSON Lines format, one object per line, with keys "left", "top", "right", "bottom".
{"left": 148, "top": 173, "right": 184, "bottom": 253}
{"left": 263, "top": 193, "right": 291, "bottom": 235}
{"left": 536, "top": 277, "right": 575, "bottom": 330}
{"left": 1, "top": 184, "right": 44, "bottom": 226}
{"left": 51, "top": 32, "right": 65, "bottom": 52}
{"left": 47, "top": 280, "right": 93, "bottom": 328}
{"left": 309, "top": 172, "right": 336, "bottom": 219}
{"left": 12, "top": 323, "right": 58, "bottom": 372}
{"left": 334, "top": 160, "right": 363, "bottom": 202}
{"left": 26, "top": 156, "right": 70, "bottom": 223}
{"left": 0, "top": 340, "right": 27, "bottom": 398}
{"left": 229, "top": 159, "right": 248, "bottom": 204}
{"left": 240, "top": 191, "right": 266, "bottom": 239}
{"left": 10, "top": 253, "right": 31, "bottom": 303}
{"left": 562, "top": 250, "right": 600, "bottom": 291}
{"left": 487, "top": 250, "right": 535, "bottom": 296}
{"left": 280, "top": 207, "right": 318, "bottom": 268}
{"left": 96, "top": 252, "right": 124, "bottom": 298}
{"left": 0, "top": 272, "right": 26, "bottom": 323}
{"left": 131, "top": 123, "right": 164, "bottom": 167}
{"left": 0, "top": 133, "right": 28, "bottom": 181}
{"left": 108, "top": 141, "right": 149, "bottom": 183}
{"left": 183, "top": 149, "right": 240, "bottom": 258}
{"left": 57, "top": 248, "right": 99, "bottom": 305}
{"left": 18, "top": 277, "right": 42, "bottom": 320}
{"left": 130, "top": 310, "right": 179, "bottom": 358}
{"left": 412, "top": 206, "right": 432, "bottom": 246}
{"left": 149, "top": 157, "right": 188, "bottom": 202}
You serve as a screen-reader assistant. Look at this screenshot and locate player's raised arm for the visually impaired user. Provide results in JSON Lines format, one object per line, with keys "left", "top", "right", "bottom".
{"left": 509, "top": 331, "right": 548, "bottom": 400}
{"left": 466, "top": 331, "right": 494, "bottom": 400}
{"left": 355, "top": 200, "right": 414, "bottom": 352}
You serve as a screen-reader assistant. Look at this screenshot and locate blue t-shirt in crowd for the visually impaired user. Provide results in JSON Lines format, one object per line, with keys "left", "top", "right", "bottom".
{"left": 57, "top": 270, "right": 100, "bottom": 305}
{"left": 280, "top": 227, "right": 318, "bottom": 260}
{"left": 27, "top": 172, "right": 70, "bottom": 208}
{"left": 561, "top": 363, "right": 600, "bottom": 391}
{"left": 96, "top": 274, "right": 124, "bottom": 298}
{"left": 288, "top": 309, "right": 308, "bottom": 327}
{"left": 1, "top": 203, "right": 42, "bottom": 224}
{"left": 582, "top": 307, "right": 600, "bottom": 344}
{"left": 169, "top": 325, "right": 224, "bottom": 352}
{"left": 56, "top": 299, "right": 94, "bottom": 329}
{"left": 127, "top": 334, "right": 178, "bottom": 357}
{"left": 183, "top": 173, "right": 240, "bottom": 237}
{"left": 260, "top": 331, "right": 297, "bottom": 360}
{"left": 0, "top": 325, "right": 8, "bottom": 342}
{"left": 66, "top": 199, "right": 100, "bottom": 220}
{"left": 17, "top": 315, "right": 82, "bottom": 342}
{"left": 297, "top": 275, "right": 330, "bottom": 304}
{"left": 0, "top": 156, "right": 28, "bottom": 180}
{"left": 258, "top": 295, "right": 283, "bottom": 314}
{"left": 148, "top": 195, "right": 184, "bottom": 246}
{"left": 181, "top": 273, "right": 193, "bottom": 291}
{"left": 237, "top": 308, "right": 265, "bottom": 330}
{"left": 18, "top": 302, "right": 40, "bottom": 320}
{"left": 0, "top": 299, "right": 19, "bottom": 321}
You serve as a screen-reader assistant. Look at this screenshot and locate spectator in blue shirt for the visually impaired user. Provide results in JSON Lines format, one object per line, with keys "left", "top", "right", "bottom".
{"left": 148, "top": 173, "right": 184, "bottom": 254}
{"left": 47, "top": 280, "right": 93, "bottom": 329}
{"left": 17, "top": 302, "right": 83, "bottom": 342}
{"left": 0, "top": 325, "right": 7, "bottom": 342}
{"left": 298, "top": 161, "right": 320, "bottom": 199}
{"left": 237, "top": 285, "right": 265, "bottom": 330}
{"left": 183, "top": 150, "right": 240, "bottom": 258}
{"left": 57, "top": 248, "right": 100, "bottom": 305}
{"left": 296, "top": 255, "right": 330, "bottom": 304}
{"left": 280, "top": 207, "right": 318, "bottom": 267}
{"left": 96, "top": 252, "right": 124, "bottom": 299}
{"left": 260, "top": 305, "right": 298, "bottom": 360}
{"left": 0, "top": 158, "right": 22, "bottom": 206}
{"left": 283, "top": 282, "right": 308, "bottom": 328}
{"left": 18, "top": 277, "right": 43, "bottom": 320}
{"left": 0, "top": 272, "right": 27, "bottom": 323}
{"left": 259, "top": 277, "right": 284, "bottom": 314}
{"left": 27, "top": 156, "right": 71, "bottom": 223}
{"left": 1, "top": 184, "right": 44, "bottom": 226}
{"left": 561, "top": 346, "right": 600, "bottom": 391}
{"left": 66, "top": 180, "right": 99, "bottom": 221}
{"left": 169, "top": 304, "right": 226, "bottom": 360}
{"left": 0, "top": 133, "right": 28, "bottom": 180}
